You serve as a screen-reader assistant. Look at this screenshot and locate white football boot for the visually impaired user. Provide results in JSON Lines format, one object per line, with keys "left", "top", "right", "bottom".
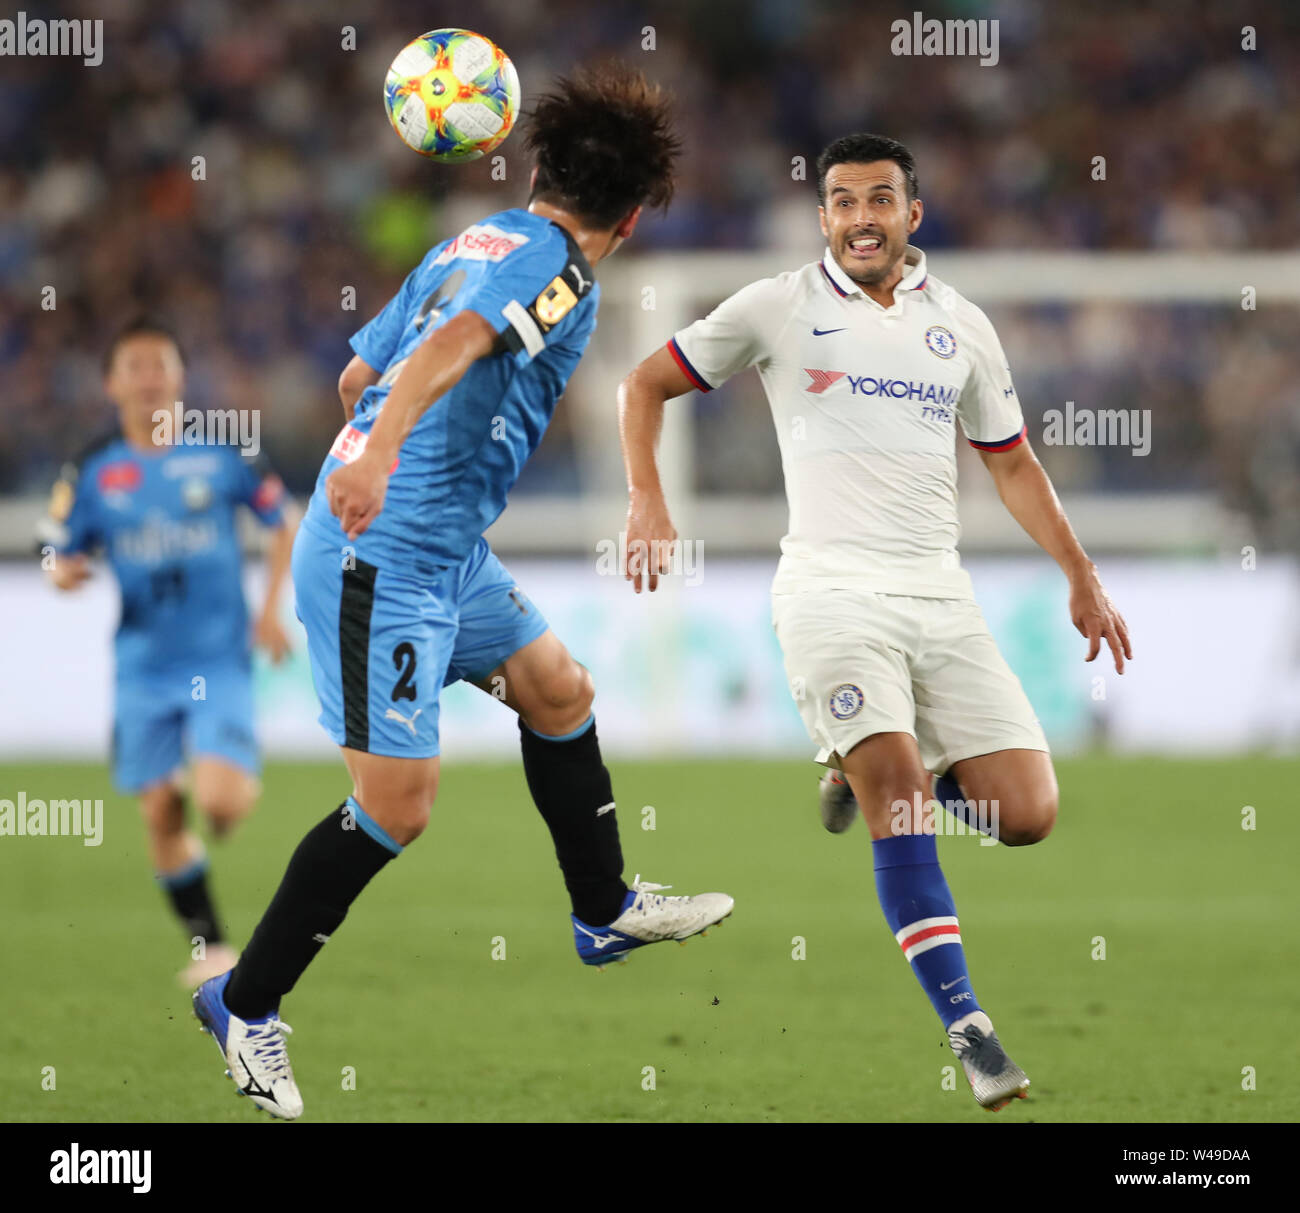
{"left": 573, "top": 875, "right": 734, "bottom": 969}
{"left": 193, "top": 969, "right": 304, "bottom": 1120}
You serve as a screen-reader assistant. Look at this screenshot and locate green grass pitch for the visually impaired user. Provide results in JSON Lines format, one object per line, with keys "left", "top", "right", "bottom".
{"left": 1, "top": 755, "right": 1294, "bottom": 1123}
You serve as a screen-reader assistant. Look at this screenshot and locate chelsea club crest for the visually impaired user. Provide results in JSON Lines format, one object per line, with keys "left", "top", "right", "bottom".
{"left": 829, "top": 683, "right": 865, "bottom": 720}
{"left": 924, "top": 325, "right": 957, "bottom": 359}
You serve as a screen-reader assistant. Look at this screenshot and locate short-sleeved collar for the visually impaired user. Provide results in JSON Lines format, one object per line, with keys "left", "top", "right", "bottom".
{"left": 819, "top": 245, "right": 928, "bottom": 305}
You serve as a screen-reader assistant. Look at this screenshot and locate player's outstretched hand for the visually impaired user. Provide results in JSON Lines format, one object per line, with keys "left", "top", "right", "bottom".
{"left": 624, "top": 492, "right": 678, "bottom": 594}
{"left": 1069, "top": 564, "right": 1132, "bottom": 674}
{"left": 48, "top": 552, "right": 92, "bottom": 591}
{"left": 255, "top": 611, "right": 292, "bottom": 664}
{"left": 326, "top": 452, "right": 389, "bottom": 540}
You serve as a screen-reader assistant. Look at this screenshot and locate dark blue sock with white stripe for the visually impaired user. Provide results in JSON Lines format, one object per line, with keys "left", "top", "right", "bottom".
{"left": 872, "top": 832, "right": 982, "bottom": 1027}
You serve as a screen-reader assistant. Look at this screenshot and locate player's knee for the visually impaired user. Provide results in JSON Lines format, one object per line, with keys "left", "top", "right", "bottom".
{"left": 571, "top": 664, "right": 596, "bottom": 718}
{"left": 555, "top": 660, "right": 594, "bottom": 714}
{"left": 198, "top": 791, "right": 255, "bottom": 835}
{"left": 526, "top": 660, "right": 593, "bottom": 734}
{"left": 1000, "top": 790, "right": 1058, "bottom": 846}
{"left": 369, "top": 795, "right": 431, "bottom": 846}
{"left": 194, "top": 772, "right": 258, "bottom": 835}
{"left": 349, "top": 757, "right": 438, "bottom": 847}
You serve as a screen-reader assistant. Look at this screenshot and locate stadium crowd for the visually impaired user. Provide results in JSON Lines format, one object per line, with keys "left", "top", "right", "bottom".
{"left": 2, "top": 0, "right": 1296, "bottom": 546}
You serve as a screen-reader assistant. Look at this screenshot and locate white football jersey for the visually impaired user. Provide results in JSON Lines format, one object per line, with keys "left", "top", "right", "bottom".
{"left": 669, "top": 246, "right": 1026, "bottom": 599}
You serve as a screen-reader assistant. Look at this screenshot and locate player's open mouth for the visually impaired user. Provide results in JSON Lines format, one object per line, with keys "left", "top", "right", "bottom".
{"left": 846, "top": 235, "right": 883, "bottom": 257}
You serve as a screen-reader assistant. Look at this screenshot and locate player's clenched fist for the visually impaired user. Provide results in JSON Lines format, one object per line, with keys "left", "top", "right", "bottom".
{"left": 48, "top": 551, "right": 92, "bottom": 591}
{"left": 326, "top": 453, "right": 389, "bottom": 540}
{"left": 624, "top": 491, "right": 677, "bottom": 594}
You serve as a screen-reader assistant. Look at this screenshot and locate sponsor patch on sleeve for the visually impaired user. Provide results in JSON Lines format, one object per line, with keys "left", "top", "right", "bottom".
{"left": 252, "top": 474, "right": 285, "bottom": 513}
{"left": 502, "top": 258, "right": 595, "bottom": 357}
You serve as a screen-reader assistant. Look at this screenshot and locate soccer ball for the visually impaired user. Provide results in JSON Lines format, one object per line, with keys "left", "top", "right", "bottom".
{"left": 383, "top": 28, "right": 521, "bottom": 163}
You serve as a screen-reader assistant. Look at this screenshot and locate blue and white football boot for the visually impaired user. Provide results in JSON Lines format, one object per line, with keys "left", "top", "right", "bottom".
{"left": 193, "top": 969, "right": 304, "bottom": 1120}
{"left": 572, "top": 874, "right": 734, "bottom": 970}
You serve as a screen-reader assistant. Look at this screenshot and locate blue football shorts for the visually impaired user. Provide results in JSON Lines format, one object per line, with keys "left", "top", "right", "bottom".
{"left": 112, "top": 660, "right": 259, "bottom": 793}
{"left": 292, "top": 522, "right": 549, "bottom": 758}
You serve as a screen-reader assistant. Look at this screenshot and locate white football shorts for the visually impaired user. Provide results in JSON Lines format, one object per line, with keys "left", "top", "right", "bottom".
{"left": 771, "top": 588, "right": 1049, "bottom": 775}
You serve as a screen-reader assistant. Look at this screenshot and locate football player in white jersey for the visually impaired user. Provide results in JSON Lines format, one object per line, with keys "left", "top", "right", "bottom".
{"left": 617, "top": 133, "right": 1131, "bottom": 1111}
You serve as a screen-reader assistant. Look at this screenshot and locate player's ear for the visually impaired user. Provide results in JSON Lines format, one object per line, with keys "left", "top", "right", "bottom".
{"left": 615, "top": 205, "right": 642, "bottom": 240}
{"left": 818, "top": 206, "right": 828, "bottom": 239}
{"left": 908, "top": 197, "right": 923, "bottom": 236}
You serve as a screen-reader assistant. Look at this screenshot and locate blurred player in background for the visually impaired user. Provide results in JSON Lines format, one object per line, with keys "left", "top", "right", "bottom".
{"left": 41, "top": 316, "right": 297, "bottom": 987}
{"left": 193, "top": 65, "right": 733, "bottom": 1121}
{"left": 619, "top": 133, "right": 1132, "bottom": 1111}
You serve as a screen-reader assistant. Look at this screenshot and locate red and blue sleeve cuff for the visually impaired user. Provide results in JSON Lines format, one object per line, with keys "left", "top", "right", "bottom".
{"left": 666, "top": 337, "right": 713, "bottom": 392}
{"left": 968, "top": 424, "right": 1027, "bottom": 452}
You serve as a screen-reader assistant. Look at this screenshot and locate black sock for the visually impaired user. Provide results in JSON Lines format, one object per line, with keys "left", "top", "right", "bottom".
{"left": 223, "top": 803, "right": 398, "bottom": 1018}
{"left": 159, "top": 860, "right": 224, "bottom": 947}
{"left": 518, "top": 716, "right": 626, "bottom": 926}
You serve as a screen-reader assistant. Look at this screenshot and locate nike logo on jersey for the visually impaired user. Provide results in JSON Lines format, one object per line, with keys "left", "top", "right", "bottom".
{"left": 939, "top": 976, "right": 967, "bottom": 990}
{"left": 384, "top": 707, "right": 422, "bottom": 736}
{"left": 595, "top": 802, "right": 616, "bottom": 817}
{"left": 812, "top": 327, "right": 847, "bottom": 336}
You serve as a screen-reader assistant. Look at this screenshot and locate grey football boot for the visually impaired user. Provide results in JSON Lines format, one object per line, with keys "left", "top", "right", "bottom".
{"left": 818, "top": 769, "right": 859, "bottom": 833}
{"left": 947, "top": 1011, "right": 1030, "bottom": 1110}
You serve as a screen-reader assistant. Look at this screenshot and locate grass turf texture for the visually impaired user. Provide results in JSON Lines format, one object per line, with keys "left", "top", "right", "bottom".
{"left": 1, "top": 756, "right": 1294, "bottom": 1123}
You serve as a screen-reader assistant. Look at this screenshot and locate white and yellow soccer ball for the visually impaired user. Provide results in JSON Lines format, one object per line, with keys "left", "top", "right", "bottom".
{"left": 383, "top": 28, "right": 521, "bottom": 163}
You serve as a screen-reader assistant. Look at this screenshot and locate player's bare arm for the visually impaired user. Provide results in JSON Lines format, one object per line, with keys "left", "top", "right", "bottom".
{"left": 327, "top": 308, "right": 497, "bottom": 539}
{"left": 617, "top": 344, "right": 695, "bottom": 592}
{"left": 254, "top": 508, "right": 299, "bottom": 664}
{"left": 978, "top": 441, "right": 1132, "bottom": 673}
{"left": 338, "top": 354, "right": 380, "bottom": 422}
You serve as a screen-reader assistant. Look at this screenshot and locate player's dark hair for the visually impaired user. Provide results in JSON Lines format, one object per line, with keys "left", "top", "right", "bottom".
{"left": 102, "top": 313, "right": 185, "bottom": 373}
{"left": 525, "top": 62, "right": 680, "bottom": 229}
{"left": 816, "top": 133, "right": 919, "bottom": 204}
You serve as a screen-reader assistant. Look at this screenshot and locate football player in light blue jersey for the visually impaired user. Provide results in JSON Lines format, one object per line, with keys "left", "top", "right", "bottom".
{"left": 195, "top": 66, "right": 733, "bottom": 1119}
{"left": 43, "top": 315, "right": 298, "bottom": 988}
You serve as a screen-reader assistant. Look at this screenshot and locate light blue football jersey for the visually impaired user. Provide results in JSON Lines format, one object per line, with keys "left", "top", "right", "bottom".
{"left": 301, "top": 208, "right": 600, "bottom": 575}
{"left": 45, "top": 433, "right": 286, "bottom": 672}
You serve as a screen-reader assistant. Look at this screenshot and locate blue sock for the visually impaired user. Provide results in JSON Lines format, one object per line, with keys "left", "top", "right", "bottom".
{"left": 872, "top": 832, "right": 981, "bottom": 1028}
{"left": 932, "top": 771, "right": 991, "bottom": 835}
